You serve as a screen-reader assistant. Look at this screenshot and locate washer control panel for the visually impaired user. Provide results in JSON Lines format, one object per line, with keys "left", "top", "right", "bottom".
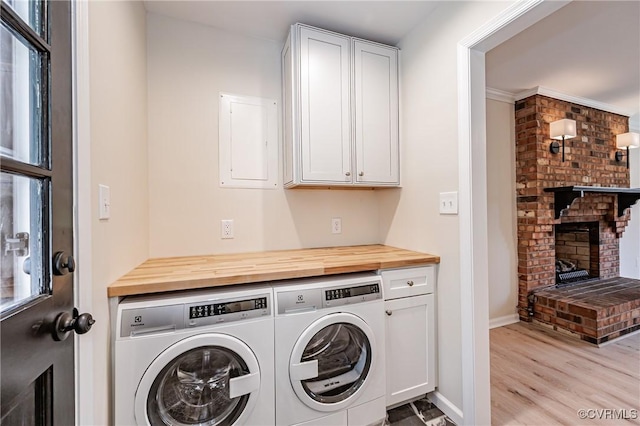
{"left": 120, "top": 293, "right": 271, "bottom": 337}
{"left": 323, "top": 281, "right": 381, "bottom": 307}
{"left": 188, "top": 297, "right": 268, "bottom": 319}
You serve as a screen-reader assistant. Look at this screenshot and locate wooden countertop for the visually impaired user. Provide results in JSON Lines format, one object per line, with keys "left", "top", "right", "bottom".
{"left": 107, "top": 245, "right": 439, "bottom": 297}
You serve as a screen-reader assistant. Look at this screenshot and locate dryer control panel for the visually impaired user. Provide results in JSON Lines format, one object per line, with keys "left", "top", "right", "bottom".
{"left": 277, "top": 278, "right": 382, "bottom": 314}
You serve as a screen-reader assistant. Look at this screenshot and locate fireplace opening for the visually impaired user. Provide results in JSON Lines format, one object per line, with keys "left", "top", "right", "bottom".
{"left": 554, "top": 222, "right": 600, "bottom": 286}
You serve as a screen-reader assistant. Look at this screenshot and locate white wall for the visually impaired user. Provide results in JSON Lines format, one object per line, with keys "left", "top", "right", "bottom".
{"left": 620, "top": 147, "right": 640, "bottom": 278}
{"left": 486, "top": 98, "right": 518, "bottom": 323}
{"left": 88, "top": 1, "right": 148, "bottom": 425}
{"left": 379, "top": 1, "right": 514, "bottom": 413}
{"left": 146, "top": 14, "right": 380, "bottom": 257}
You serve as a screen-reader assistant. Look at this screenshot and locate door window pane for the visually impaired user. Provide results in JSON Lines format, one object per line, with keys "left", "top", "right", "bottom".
{"left": 0, "top": 172, "right": 44, "bottom": 313}
{"left": 2, "top": 0, "right": 44, "bottom": 37}
{"left": 0, "top": 23, "right": 45, "bottom": 167}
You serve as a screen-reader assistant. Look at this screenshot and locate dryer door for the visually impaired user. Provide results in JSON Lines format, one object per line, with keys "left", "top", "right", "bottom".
{"left": 289, "top": 312, "right": 376, "bottom": 412}
{"left": 135, "top": 334, "right": 261, "bottom": 426}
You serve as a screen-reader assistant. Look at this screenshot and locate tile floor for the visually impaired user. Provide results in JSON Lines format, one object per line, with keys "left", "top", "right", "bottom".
{"left": 386, "top": 397, "right": 456, "bottom": 426}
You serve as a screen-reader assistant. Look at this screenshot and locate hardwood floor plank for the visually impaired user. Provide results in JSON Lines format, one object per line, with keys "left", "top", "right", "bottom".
{"left": 491, "top": 322, "right": 640, "bottom": 425}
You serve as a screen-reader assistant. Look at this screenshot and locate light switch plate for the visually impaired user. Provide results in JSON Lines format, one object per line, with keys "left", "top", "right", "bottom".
{"left": 439, "top": 192, "right": 458, "bottom": 215}
{"left": 98, "top": 184, "right": 110, "bottom": 220}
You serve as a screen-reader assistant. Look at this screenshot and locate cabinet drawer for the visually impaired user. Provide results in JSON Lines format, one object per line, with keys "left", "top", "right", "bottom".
{"left": 380, "top": 266, "right": 434, "bottom": 300}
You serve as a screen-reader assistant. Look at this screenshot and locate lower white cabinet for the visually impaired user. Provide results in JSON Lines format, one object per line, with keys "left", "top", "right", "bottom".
{"left": 381, "top": 267, "right": 436, "bottom": 408}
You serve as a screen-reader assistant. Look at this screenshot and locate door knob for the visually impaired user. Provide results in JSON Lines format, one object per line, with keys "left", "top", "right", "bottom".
{"left": 52, "top": 308, "right": 95, "bottom": 341}
{"left": 385, "top": 310, "right": 392, "bottom": 316}
{"left": 53, "top": 251, "right": 75, "bottom": 275}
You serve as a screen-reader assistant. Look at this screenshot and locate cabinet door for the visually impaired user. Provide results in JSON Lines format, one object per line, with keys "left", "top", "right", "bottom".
{"left": 385, "top": 294, "right": 436, "bottom": 407}
{"left": 353, "top": 41, "right": 399, "bottom": 185}
{"left": 299, "top": 27, "right": 351, "bottom": 183}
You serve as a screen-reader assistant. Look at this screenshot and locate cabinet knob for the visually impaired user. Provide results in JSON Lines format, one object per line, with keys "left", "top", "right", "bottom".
{"left": 407, "top": 280, "right": 414, "bottom": 287}
{"left": 359, "top": 171, "right": 364, "bottom": 177}
{"left": 385, "top": 310, "right": 392, "bottom": 316}
{"left": 345, "top": 171, "right": 351, "bottom": 177}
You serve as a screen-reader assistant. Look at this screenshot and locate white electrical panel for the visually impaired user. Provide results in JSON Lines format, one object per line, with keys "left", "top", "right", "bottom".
{"left": 219, "top": 93, "right": 278, "bottom": 189}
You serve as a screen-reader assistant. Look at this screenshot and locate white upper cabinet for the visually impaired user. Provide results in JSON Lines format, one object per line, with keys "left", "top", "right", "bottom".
{"left": 283, "top": 24, "right": 400, "bottom": 188}
{"left": 353, "top": 40, "right": 399, "bottom": 185}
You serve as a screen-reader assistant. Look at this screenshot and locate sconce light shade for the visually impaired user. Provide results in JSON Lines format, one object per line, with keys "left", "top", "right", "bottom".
{"left": 615, "top": 132, "right": 639, "bottom": 169}
{"left": 550, "top": 119, "right": 577, "bottom": 140}
{"left": 616, "top": 132, "right": 640, "bottom": 149}
{"left": 549, "top": 118, "right": 576, "bottom": 162}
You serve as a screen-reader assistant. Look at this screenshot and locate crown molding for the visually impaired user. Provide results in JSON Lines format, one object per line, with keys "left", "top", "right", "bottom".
{"left": 486, "top": 87, "right": 515, "bottom": 103}
{"left": 514, "top": 86, "right": 635, "bottom": 118}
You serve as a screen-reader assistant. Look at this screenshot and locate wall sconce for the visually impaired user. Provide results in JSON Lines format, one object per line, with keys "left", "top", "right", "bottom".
{"left": 615, "top": 132, "right": 640, "bottom": 169}
{"left": 549, "top": 118, "right": 577, "bottom": 162}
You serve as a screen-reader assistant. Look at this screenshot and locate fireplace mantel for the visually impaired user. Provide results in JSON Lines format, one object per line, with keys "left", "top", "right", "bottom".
{"left": 544, "top": 186, "right": 640, "bottom": 219}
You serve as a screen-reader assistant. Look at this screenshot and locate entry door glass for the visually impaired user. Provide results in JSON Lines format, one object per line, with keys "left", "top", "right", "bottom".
{"left": 147, "top": 346, "right": 250, "bottom": 426}
{"left": 300, "top": 323, "right": 371, "bottom": 404}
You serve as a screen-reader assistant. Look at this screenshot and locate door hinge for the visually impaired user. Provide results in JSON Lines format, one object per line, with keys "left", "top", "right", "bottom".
{"left": 4, "top": 232, "right": 29, "bottom": 256}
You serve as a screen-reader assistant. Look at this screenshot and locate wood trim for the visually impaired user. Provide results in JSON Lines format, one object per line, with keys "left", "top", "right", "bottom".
{"left": 488, "top": 314, "right": 519, "bottom": 329}
{"left": 458, "top": 1, "right": 569, "bottom": 424}
{"left": 514, "top": 86, "right": 635, "bottom": 118}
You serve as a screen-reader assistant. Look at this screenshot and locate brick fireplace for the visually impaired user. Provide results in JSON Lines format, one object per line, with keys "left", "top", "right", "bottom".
{"left": 515, "top": 94, "right": 640, "bottom": 343}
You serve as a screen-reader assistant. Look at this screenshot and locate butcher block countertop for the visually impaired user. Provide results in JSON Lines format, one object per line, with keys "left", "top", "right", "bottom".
{"left": 107, "top": 244, "right": 439, "bottom": 297}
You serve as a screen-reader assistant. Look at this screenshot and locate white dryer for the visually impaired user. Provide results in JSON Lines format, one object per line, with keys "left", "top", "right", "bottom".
{"left": 113, "top": 285, "right": 274, "bottom": 426}
{"left": 274, "top": 273, "right": 386, "bottom": 426}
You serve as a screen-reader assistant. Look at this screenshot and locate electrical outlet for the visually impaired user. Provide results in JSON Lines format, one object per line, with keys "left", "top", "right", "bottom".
{"left": 221, "top": 219, "right": 234, "bottom": 239}
{"left": 332, "top": 218, "right": 342, "bottom": 234}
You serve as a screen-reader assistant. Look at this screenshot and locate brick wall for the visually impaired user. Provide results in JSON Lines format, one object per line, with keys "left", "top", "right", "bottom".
{"left": 515, "top": 94, "right": 631, "bottom": 319}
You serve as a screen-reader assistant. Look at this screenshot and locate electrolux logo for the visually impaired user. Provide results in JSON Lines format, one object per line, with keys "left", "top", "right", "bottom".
{"left": 131, "top": 315, "right": 144, "bottom": 327}
{"left": 296, "top": 294, "right": 304, "bottom": 304}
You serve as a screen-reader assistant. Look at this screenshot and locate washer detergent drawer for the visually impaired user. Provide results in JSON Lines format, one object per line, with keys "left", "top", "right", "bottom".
{"left": 380, "top": 266, "right": 434, "bottom": 300}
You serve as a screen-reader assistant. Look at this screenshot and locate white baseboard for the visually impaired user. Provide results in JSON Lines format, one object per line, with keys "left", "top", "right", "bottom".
{"left": 489, "top": 314, "right": 520, "bottom": 329}
{"left": 428, "top": 391, "right": 463, "bottom": 426}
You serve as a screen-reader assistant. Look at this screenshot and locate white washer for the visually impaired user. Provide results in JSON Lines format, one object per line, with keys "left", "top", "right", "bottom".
{"left": 274, "top": 273, "right": 386, "bottom": 426}
{"left": 113, "top": 285, "right": 274, "bottom": 426}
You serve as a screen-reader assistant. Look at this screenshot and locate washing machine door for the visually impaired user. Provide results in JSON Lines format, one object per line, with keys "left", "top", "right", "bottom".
{"left": 289, "top": 312, "right": 376, "bottom": 412}
{"left": 135, "top": 334, "right": 261, "bottom": 426}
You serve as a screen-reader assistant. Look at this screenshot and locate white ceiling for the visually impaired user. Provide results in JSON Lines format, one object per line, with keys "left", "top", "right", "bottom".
{"left": 486, "top": 0, "right": 640, "bottom": 125}
{"left": 143, "top": 1, "right": 440, "bottom": 46}
{"left": 144, "top": 1, "right": 640, "bottom": 125}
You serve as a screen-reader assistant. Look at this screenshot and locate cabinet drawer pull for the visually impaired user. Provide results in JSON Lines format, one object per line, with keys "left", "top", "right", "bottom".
{"left": 385, "top": 310, "right": 392, "bottom": 316}
{"left": 407, "top": 280, "right": 414, "bottom": 287}
{"left": 359, "top": 171, "right": 364, "bottom": 176}
{"left": 345, "top": 171, "right": 351, "bottom": 177}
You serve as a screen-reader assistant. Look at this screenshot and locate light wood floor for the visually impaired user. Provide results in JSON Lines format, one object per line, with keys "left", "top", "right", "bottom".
{"left": 490, "top": 322, "right": 640, "bottom": 425}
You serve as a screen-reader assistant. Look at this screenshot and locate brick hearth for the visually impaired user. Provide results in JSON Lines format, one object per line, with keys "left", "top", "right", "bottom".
{"left": 515, "top": 94, "right": 636, "bottom": 342}
{"left": 532, "top": 277, "right": 640, "bottom": 344}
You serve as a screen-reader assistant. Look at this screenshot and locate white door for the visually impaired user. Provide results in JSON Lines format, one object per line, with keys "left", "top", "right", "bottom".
{"left": 353, "top": 40, "right": 399, "bottom": 185}
{"left": 299, "top": 27, "right": 352, "bottom": 183}
{"left": 289, "top": 313, "right": 376, "bottom": 412}
{"left": 384, "top": 294, "right": 436, "bottom": 407}
{"left": 135, "top": 334, "right": 261, "bottom": 426}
